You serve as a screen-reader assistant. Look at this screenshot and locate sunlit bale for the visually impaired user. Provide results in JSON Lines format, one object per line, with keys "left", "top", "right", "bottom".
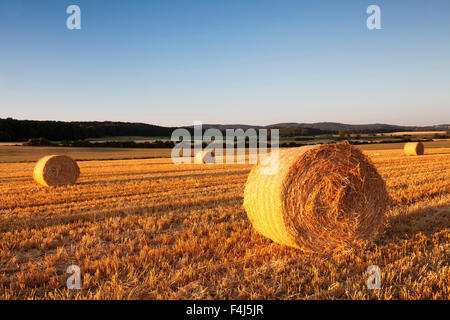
{"left": 194, "top": 150, "right": 215, "bottom": 164}
{"left": 404, "top": 142, "right": 424, "bottom": 156}
{"left": 33, "top": 155, "right": 80, "bottom": 187}
{"left": 243, "top": 142, "right": 390, "bottom": 252}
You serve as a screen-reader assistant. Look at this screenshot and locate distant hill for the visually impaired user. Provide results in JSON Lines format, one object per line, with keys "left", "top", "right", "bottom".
{"left": 269, "top": 122, "right": 404, "bottom": 132}
{"left": 0, "top": 118, "right": 448, "bottom": 142}
{"left": 199, "top": 124, "right": 264, "bottom": 130}
{"left": 200, "top": 122, "right": 449, "bottom": 134}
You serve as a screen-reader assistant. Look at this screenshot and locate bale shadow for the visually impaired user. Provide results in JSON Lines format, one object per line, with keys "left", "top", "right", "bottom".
{"left": 81, "top": 166, "right": 237, "bottom": 179}
{"left": 77, "top": 169, "right": 251, "bottom": 186}
{"left": 381, "top": 204, "right": 449, "bottom": 243}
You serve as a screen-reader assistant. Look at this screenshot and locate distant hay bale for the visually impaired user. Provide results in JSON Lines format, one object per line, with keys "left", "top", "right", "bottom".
{"left": 243, "top": 142, "right": 389, "bottom": 252}
{"left": 33, "top": 155, "right": 80, "bottom": 187}
{"left": 194, "top": 150, "right": 215, "bottom": 164}
{"left": 404, "top": 142, "right": 424, "bottom": 156}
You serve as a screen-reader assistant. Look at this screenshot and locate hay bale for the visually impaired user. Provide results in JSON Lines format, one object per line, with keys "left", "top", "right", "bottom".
{"left": 243, "top": 142, "right": 389, "bottom": 252}
{"left": 404, "top": 142, "right": 424, "bottom": 156}
{"left": 194, "top": 150, "right": 215, "bottom": 164}
{"left": 33, "top": 155, "right": 80, "bottom": 187}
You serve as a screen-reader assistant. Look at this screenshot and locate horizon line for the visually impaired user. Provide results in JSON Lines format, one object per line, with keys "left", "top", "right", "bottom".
{"left": 1, "top": 117, "right": 449, "bottom": 128}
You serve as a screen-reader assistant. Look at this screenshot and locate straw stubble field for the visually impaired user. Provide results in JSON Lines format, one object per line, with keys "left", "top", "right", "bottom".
{"left": 0, "top": 147, "right": 449, "bottom": 299}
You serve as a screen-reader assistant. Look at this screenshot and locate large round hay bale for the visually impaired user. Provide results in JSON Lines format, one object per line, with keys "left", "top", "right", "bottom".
{"left": 404, "top": 142, "right": 424, "bottom": 156}
{"left": 243, "top": 142, "right": 389, "bottom": 252}
{"left": 194, "top": 150, "right": 215, "bottom": 164}
{"left": 33, "top": 155, "right": 80, "bottom": 187}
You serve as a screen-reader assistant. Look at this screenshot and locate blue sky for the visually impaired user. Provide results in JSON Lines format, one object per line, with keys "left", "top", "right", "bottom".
{"left": 1, "top": 0, "right": 449, "bottom": 126}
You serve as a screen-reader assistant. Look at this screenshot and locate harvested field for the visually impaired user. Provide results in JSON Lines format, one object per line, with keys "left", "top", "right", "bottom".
{"left": 0, "top": 146, "right": 172, "bottom": 163}
{"left": 0, "top": 148, "right": 449, "bottom": 299}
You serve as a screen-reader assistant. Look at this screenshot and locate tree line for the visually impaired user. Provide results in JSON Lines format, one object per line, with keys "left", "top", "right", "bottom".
{"left": 0, "top": 118, "right": 330, "bottom": 142}
{"left": 0, "top": 118, "right": 176, "bottom": 142}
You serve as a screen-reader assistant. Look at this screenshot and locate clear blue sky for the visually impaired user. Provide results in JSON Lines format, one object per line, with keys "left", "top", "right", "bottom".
{"left": 1, "top": 0, "right": 449, "bottom": 126}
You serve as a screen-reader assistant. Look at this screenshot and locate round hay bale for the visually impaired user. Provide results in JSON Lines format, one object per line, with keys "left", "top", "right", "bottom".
{"left": 194, "top": 150, "right": 215, "bottom": 164}
{"left": 33, "top": 155, "right": 80, "bottom": 187}
{"left": 243, "top": 142, "right": 389, "bottom": 252}
{"left": 404, "top": 142, "right": 424, "bottom": 156}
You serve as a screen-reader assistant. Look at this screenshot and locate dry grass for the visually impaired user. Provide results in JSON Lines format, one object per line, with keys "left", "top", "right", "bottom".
{"left": 0, "top": 148, "right": 449, "bottom": 300}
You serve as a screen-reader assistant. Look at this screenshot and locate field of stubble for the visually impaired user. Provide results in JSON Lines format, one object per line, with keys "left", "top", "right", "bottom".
{"left": 0, "top": 147, "right": 449, "bottom": 300}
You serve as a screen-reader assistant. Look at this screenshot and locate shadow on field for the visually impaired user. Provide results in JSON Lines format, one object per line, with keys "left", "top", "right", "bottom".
{"left": 81, "top": 166, "right": 241, "bottom": 179}
{"left": 383, "top": 205, "right": 450, "bottom": 241}
{"left": 423, "top": 152, "right": 450, "bottom": 156}
{"left": 77, "top": 169, "right": 251, "bottom": 185}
